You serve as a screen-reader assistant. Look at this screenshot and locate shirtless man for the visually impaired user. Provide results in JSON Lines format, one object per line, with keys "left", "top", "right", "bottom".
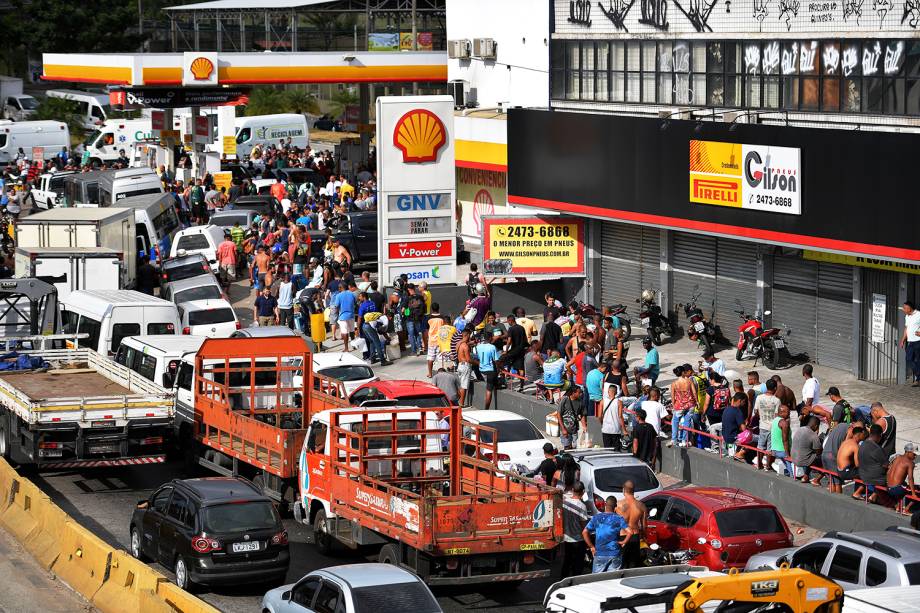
{"left": 615, "top": 480, "right": 648, "bottom": 569}
{"left": 252, "top": 246, "right": 272, "bottom": 291}
{"left": 885, "top": 443, "right": 918, "bottom": 509}
{"left": 838, "top": 426, "right": 866, "bottom": 497}
{"left": 771, "top": 375, "right": 797, "bottom": 420}
{"left": 456, "top": 330, "right": 473, "bottom": 408}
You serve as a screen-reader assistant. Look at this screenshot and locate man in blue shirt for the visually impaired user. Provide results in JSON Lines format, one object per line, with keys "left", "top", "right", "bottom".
{"left": 719, "top": 392, "right": 747, "bottom": 450}
{"left": 356, "top": 292, "right": 388, "bottom": 364}
{"left": 633, "top": 337, "right": 661, "bottom": 395}
{"left": 332, "top": 283, "right": 357, "bottom": 347}
{"left": 473, "top": 340, "right": 499, "bottom": 410}
{"left": 296, "top": 212, "right": 312, "bottom": 228}
{"left": 584, "top": 360, "right": 607, "bottom": 418}
{"left": 582, "top": 497, "right": 632, "bottom": 573}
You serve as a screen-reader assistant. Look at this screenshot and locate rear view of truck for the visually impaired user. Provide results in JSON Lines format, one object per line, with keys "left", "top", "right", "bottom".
{"left": 0, "top": 347, "right": 173, "bottom": 468}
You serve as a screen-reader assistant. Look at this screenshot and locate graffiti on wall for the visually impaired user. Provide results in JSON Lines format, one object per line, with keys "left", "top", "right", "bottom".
{"left": 599, "top": 0, "right": 636, "bottom": 29}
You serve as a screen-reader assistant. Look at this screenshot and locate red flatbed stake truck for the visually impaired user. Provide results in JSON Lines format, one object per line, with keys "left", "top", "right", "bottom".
{"left": 186, "top": 337, "right": 348, "bottom": 508}
{"left": 296, "top": 405, "right": 564, "bottom": 585}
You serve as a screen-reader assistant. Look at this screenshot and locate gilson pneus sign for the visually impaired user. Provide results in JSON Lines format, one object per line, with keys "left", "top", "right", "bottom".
{"left": 689, "top": 140, "right": 801, "bottom": 215}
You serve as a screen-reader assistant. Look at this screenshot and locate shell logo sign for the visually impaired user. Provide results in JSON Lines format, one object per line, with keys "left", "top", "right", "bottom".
{"left": 393, "top": 109, "right": 446, "bottom": 163}
{"left": 189, "top": 57, "right": 214, "bottom": 81}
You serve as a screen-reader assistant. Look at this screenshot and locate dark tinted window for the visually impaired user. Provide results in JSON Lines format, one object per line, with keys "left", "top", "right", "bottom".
{"left": 664, "top": 499, "right": 701, "bottom": 528}
{"left": 212, "top": 214, "right": 249, "bottom": 227}
{"left": 477, "top": 419, "right": 544, "bottom": 443}
{"left": 827, "top": 545, "right": 862, "bottom": 584}
{"left": 318, "top": 365, "right": 375, "bottom": 382}
{"left": 593, "top": 465, "right": 660, "bottom": 494}
{"left": 111, "top": 323, "right": 140, "bottom": 353}
{"left": 352, "top": 582, "right": 440, "bottom": 613}
{"left": 77, "top": 315, "right": 101, "bottom": 350}
{"left": 394, "top": 394, "right": 450, "bottom": 408}
{"left": 174, "top": 286, "right": 222, "bottom": 304}
{"left": 176, "top": 234, "right": 210, "bottom": 251}
{"left": 188, "top": 308, "right": 235, "bottom": 326}
{"left": 866, "top": 557, "right": 888, "bottom": 587}
{"left": 313, "top": 583, "right": 340, "bottom": 613}
{"left": 905, "top": 562, "right": 920, "bottom": 584}
{"left": 790, "top": 543, "right": 833, "bottom": 574}
{"left": 201, "top": 501, "right": 279, "bottom": 532}
{"left": 291, "top": 578, "right": 320, "bottom": 607}
{"left": 152, "top": 206, "right": 180, "bottom": 238}
{"left": 147, "top": 322, "right": 176, "bottom": 335}
{"left": 137, "top": 353, "right": 157, "bottom": 382}
{"left": 177, "top": 362, "right": 194, "bottom": 391}
{"left": 151, "top": 487, "right": 173, "bottom": 514}
{"left": 645, "top": 496, "right": 670, "bottom": 521}
{"left": 167, "top": 491, "right": 194, "bottom": 528}
{"left": 164, "top": 261, "right": 208, "bottom": 282}
{"left": 715, "top": 507, "right": 785, "bottom": 536}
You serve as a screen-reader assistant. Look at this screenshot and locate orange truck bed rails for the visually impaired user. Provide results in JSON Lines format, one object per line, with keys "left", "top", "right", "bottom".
{"left": 314, "top": 406, "right": 563, "bottom": 584}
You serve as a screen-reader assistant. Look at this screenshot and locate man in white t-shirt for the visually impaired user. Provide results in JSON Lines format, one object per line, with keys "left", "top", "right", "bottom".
{"left": 639, "top": 388, "right": 670, "bottom": 436}
{"left": 797, "top": 363, "right": 820, "bottom": 424}
{"left": 902, "top": 300, "right": 920, "bottom": 387}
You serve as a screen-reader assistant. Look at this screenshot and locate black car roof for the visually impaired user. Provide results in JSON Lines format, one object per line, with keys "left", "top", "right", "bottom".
{"left": 234, "top": 195, "right": 274, "bottom": 202}
{"left": 172, "top": 477, "right": 266, "bottom": 504}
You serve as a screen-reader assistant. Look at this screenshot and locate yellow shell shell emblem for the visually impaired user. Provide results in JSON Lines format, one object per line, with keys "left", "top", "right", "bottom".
{"left": 190, "top": 57, "right": 214, "bottom": 81}
{"left": 393, "top": 109, "right": 447, "bottom": 163}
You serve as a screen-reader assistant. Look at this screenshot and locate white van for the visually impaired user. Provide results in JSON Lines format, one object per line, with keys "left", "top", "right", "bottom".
{"left": 114, "top": 192, "right": 180, "bottom": 265}
{"left": 235, "top": 114, "right": 308, "bottom": 158}
{"left": 98, "top": 167, "right": 164, "bottom": 207}
{"left": 84, "top": 118, "right": 155, "bottom": 165}
{"left": 60, "top": 289, "right": 180, "bottom": 356}
{"left": 170, "top": 225, "right": 225, "bottom": 273}
{"left": 114, "top": 334, "right": 206, "bottom": 390}
{"left": 46, "top": 89, "right": 109, "bottom": 130}
{"left": 0, "top": 121, "right": 69, "bottom": 163}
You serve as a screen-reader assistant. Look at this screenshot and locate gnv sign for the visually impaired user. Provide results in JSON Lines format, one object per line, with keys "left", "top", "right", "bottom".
{"left": 387, "top": 193, "right": 448, "bottom": 212}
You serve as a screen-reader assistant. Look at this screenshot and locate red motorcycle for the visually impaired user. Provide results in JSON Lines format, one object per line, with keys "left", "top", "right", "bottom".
{"left": 735, "top": 309, "right": 785, "bottom": 369}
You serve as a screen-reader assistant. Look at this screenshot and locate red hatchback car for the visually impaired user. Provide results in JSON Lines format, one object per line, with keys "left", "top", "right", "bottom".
{"left": 642, "top": 487, "right": 793, "bottom": 570}
{"left": 348, "top": 380, "right": 451, "bottom": 408}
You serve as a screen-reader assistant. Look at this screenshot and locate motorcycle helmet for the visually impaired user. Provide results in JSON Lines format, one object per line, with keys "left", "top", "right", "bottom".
{"left": 641, "top": 289, "right": 656, "bottom": 303}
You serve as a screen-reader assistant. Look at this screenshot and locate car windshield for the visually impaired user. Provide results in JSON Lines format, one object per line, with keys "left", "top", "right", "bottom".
{"left": 202, "top": 501, "right": 279, "bottom": 533}
{"left": 593, "top": 465, "right": 660, "bottom": 493}
{"left": 394, "top": 394, "right": 450, "bottom": 408}
{"left": 189, "top": 308, "right": 235, "bottom": 326}
{"left": 318, "top": 365, "right": 374, "bottom": 382}
{"left": 20, "top": 97, "right": 39, "bottom": 110}
{"left": 477, "top": 419, "right": 543, "bottom": 444}
{"left": 165, "top": 261, "right": 208, "bottom": 282}
{"left": 715, "top": 507, "right": 785, "bottom": 536}
{"left": 174, "top": 286, "right": 222, "bottom": 304}
{"left": 352, "top": 583, "right": 440, "bottom": 613}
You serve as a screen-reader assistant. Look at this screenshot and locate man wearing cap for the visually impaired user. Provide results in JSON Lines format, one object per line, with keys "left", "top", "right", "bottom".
{"left": 827, "top": 387, "right": 854, "bottom": 430}
{"left": 886, "top": 443, "right": 918, "bottom": 509}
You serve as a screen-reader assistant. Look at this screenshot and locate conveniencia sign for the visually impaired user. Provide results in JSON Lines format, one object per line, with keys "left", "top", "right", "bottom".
{"left": 689, "top": 140, "right": 801, "bottom": 215}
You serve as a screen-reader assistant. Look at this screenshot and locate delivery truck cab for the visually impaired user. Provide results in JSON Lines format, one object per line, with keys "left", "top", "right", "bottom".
{"left": 97, "top": 167, "right": 163, "bottom": 206}
{"left": 0, "top": 121, "right": 69, "bottom": 163}
{"left": 84, "top": 119, "right": 155, "bottom": 165}
{"left": 234, "top": 114, "right": 308, "bottom": 158}
{"left": 114, "top": 334, "right": 207, "bottom": 389}
{"left": 60, "top": 289, "right": 180, "bottom": 356}
{"left": 114, "top": 192, "right": 180, "bottom": 265}
{"left": 3, "top": 94, "right": 38, "bottom": 121}
{"left": 14, "top": 246, "right": 123, "bottom": 301}
{"left": 46, "top": 89, "right": 109, "bottom": 130}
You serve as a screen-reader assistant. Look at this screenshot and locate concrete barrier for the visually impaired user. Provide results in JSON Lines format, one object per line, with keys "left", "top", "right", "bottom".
{"left": 93, "top": 550, "right": 172, "bottom": 613}
{"left": 51, "top": 520, "right": 113, "bottom": 600}
{"left": 475, "top": 386, "right": 911, "bottom": 533}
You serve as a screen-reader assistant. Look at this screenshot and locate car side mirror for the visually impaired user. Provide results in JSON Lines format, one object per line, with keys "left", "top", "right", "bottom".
{"left": 162, "top": 372, "right": 175, "bottom": 388}
{"left": 282, "top": 590, "right": 292, "bottom": 601}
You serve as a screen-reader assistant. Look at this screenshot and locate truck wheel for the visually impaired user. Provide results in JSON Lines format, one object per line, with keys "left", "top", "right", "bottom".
{"left": 378, "top": 543, "right": 400, "bottom": 566}
{"left": 313, "top": 509, "right": 334, "bottom": 555}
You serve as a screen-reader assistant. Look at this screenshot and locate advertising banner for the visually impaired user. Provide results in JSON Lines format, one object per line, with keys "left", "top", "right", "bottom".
{"left": 689, "top": 140, "right": 801, "bottom": 215}
{"left": 377, "top": 96, "right": 456, "bottom": 284}
{"left": 482, "top": 216, "right": 586, "bottom": 276}
{"left": 150, "top": 110, "right": 165, "bottom": 132}
{"left": 222, "top": 135, "right": 237, "bottom": 156}
{"left": 212, "top": 171, "right": 233, "bottom": 193}
{"left": 457, "top": 167, "right": 508, "bottom": 244}
{"left": 368, "top": 32, "right": 399, "bottom": 52}
{"left": 111, "top": 87, "right": 250, "bottom": 109}
{"left": 400, "top": 32, "right": 434, "bottom": 51}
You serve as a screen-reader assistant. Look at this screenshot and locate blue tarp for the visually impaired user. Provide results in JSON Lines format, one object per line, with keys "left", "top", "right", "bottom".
{"left": 0, "top": 352, "right": 49, "bottom": 371}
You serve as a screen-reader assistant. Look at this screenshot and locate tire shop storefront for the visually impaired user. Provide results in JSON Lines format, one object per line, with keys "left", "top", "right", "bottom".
{"left": 507, "top": 109, "right": 920, "bottom": 385}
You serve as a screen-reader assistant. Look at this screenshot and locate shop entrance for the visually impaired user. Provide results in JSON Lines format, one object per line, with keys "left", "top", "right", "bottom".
{"left": 859, "top": 269, "right": 901, "bottom": 385}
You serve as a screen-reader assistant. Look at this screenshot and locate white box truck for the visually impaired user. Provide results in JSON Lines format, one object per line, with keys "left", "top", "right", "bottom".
{"left": 14, "top": 246, "right": 124, "bottom": 301}
{"left": 0, "top": 76, "right": 38, "bottom": 121}
{"left": 15, "top": 208, "right": 136, "bottom": 289}
{"left": 0, "top": 121, "right": 69, "bottom": 163}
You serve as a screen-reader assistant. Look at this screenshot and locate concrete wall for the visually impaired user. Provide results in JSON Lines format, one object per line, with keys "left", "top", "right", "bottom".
{"left": 471, "top": 385, "right": 910, "bottom": 533}
{"left": 422, "top": 278, "right": 583, "bottom": 320}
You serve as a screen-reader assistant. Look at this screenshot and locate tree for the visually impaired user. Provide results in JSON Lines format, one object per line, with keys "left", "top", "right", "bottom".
{"left": 285, "top": 89, "right": 321, "bottom": 116}
{"left": 31, "top": 97, "right": 86, "bottom": 145}
{"left": 243, "top": 88, "right": 290, "bottom": 117}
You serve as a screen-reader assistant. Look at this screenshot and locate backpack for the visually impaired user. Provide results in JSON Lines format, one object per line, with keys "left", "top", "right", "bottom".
{"left": 560, "top": 398, "right": 579, "bottom": 433}
{"left": 711, "top": 386, "right": 731, "bottom": 412}
{"left": 466, "top": 272, "right": 478, "bottom": 297}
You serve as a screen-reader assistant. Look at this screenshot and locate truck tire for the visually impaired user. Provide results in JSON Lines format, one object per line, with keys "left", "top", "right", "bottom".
{"left": 378, "top": 543, "right": 400, "bottom": 566}
{"left": 313, "top": 509, "right": 334, "bottom": 555}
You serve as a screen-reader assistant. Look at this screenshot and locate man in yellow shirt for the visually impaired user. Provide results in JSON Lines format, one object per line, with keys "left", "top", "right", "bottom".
{"left": 514, "top": 306, "right": 537, "bottom": 343}
{"left": 426, "top": 303, "right": 445, "bottom": 378}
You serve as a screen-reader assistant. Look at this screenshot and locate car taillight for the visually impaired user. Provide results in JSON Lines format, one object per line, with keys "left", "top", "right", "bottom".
{"left": 271, "top": 530, "right": 288, "bottom": 545}
{"left": 235, "top": 321, "right": 242, "bottom": 330}
{"left": 594, "top": 494, "right": 605, "bottom": 511}
{"left": 522, "top": 554, "right": 535, "bottom": 565}
{"left": 191, "top": 535, "right": 221, "bottom": 553}
{"left": 39, "top": 442, "right": 63, "bottom": 449}
{"left": 182, "top": 327, "right": 190, "bottom": 335}
{"left": 482, "top": 452, "right": 511, "bottom": 462}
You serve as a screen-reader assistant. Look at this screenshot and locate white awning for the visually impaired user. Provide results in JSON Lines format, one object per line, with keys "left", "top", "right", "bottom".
{"left": 166, "top": 0, "right": 334, "bottom": 11}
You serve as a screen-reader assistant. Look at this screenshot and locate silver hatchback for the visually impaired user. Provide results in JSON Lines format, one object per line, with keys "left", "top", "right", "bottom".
{"left": 572, "top": 449, "right": 662, "bottom": 513}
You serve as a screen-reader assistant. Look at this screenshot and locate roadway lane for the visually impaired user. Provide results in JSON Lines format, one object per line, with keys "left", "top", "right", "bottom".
{"left": 25, "top": 461, "right": 553, "bottom": 613}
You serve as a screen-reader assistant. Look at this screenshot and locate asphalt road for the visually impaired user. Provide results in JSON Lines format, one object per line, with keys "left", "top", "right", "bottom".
{"left": 25, "top": 460, "right": 555, "bottom": 613}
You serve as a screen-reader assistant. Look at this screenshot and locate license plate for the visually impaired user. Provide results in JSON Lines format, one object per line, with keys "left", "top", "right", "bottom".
{"left": 772, "top": 339, "right": 785, "bottom": 349}
{"left": 91, "top": 420, "right": 116, "bottom": 428}
{"left": 232, "top": 541, "right": 260, "bottom": 553}
{"left": 641, "top": 317, "right": 650, "bottom": 325}
{"left": 694, "top": 321, "right": 706, "bottom": 332}
{"left": 520, "top": 542, "right": 546, "bottom": 551}
{"left": 39, "top": 449, "right": 63, "bottom": 457}
{"left": 88, "top": 443, "right": 120, "bottom": 454}
{"left": 445, "top": 547, "right": 470, "bottom": 555}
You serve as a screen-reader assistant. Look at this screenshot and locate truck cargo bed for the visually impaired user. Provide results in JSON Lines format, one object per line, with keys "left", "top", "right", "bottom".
{"left": 0, "top": 370, "right": 132, "bottom": 400}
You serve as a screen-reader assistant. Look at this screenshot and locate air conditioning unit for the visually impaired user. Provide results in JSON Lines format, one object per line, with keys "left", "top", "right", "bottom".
{"left": 448, "top": 39, "right": 471, "bottom": 59}
{"left": 473, "top": 38, "right": 497, "bottom": 60}
{"left": 448, "top": 80, "right": 469, "bottom": 109}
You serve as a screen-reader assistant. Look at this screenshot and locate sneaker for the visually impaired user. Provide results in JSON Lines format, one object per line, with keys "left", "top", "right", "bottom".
{"left": 666, "top": 441, "right": 674, "bottom": 448}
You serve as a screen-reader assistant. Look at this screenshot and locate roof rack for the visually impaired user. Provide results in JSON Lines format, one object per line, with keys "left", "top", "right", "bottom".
{"left": 885, "top": 526, "right": 920, "bottom": 539}
{"left": 826, "top": 531, "right": 901, "bottom": 559}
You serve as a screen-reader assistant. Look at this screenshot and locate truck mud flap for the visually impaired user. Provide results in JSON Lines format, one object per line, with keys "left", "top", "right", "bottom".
{"left": 425, "top": 568, "right": 550, "bottom": 586}
{"left": 38, "top": 455, "right": 165, "bottom": 470}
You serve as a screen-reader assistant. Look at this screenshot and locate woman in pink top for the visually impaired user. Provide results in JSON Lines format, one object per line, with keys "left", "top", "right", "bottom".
{"left": 669, "top": 364, "right": 698, "bottom": 447}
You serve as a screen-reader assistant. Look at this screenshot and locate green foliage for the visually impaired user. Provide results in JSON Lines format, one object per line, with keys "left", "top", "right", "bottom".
{"left": 32, "top": 97, "right": 86, "bottom": 141}
{"left": 4, "top": 0, "right": 145, "bottom": 55}
{"left": 244, "top": 87, "right": 321, "bottom": 117}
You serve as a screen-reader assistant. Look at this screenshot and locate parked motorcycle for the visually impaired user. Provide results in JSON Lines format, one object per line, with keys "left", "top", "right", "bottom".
{"left": 640, "top": 542, "right": 703, "bottom": 567}
{"left": 735, "top": 307, "right": 786, "bottom": 369}
{"left": 637, "top": 289, "right": 675, "bottom": 346}
{"left": 678, "top": 290, "right": 716, "bottom": 354}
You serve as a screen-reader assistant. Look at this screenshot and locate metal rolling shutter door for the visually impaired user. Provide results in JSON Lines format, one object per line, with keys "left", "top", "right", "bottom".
{"left": 772, "top": 257, "right": 818, "bottom": 362}
{"left": 600, "top": 222, "right": 642, "bottom": 308}
{"left": 714, "top": 238, "right": 759, "bottom": 336}
{"left": 816, "top": 263, "right": 854, "bottom": 371}
{"left": 672, "top": 233, "right": 717, "bottom": 320}
{"left": 640, "top": 229, "right": 661, "bottom": 295}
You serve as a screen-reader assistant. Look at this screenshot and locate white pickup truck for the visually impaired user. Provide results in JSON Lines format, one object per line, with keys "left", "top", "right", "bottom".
{"left": 31, "top": 171, "right": 75, "bottom": 210}
{"left": 0, "top": 347, "right": 174, "bottom": 469}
